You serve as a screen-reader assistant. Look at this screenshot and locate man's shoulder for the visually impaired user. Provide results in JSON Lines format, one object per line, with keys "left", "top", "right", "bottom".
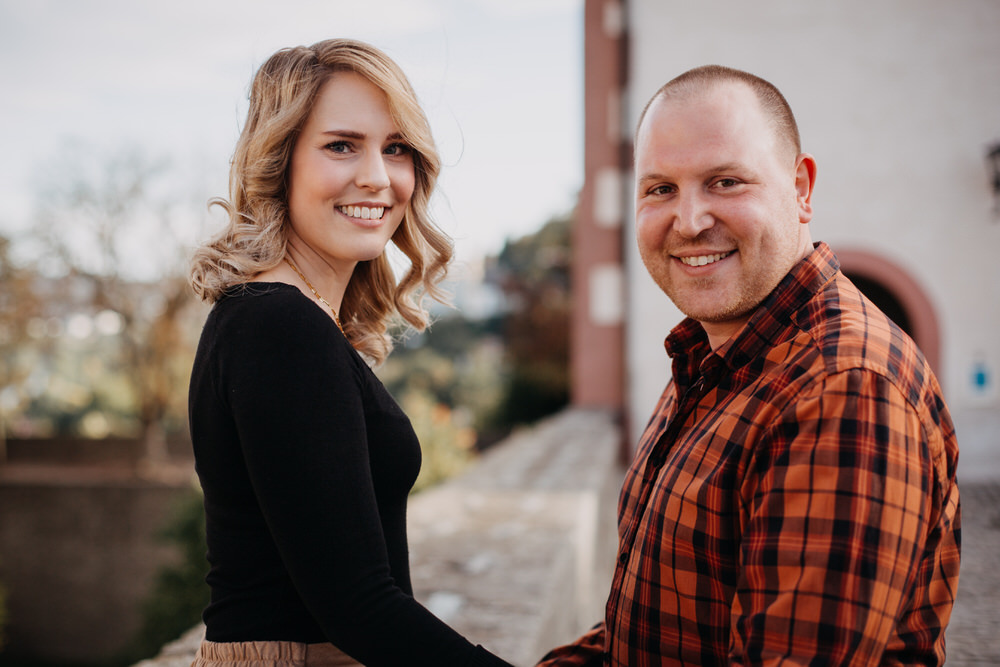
{"left": 790, "top": 271, "right": 937, "bottom": 407}
{"left": 780, "top": 269, "right": 957, "bottom": 479}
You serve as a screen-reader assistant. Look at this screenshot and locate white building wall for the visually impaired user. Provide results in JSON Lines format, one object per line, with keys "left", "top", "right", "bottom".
{"left": 623, "top": 1, "right": 1000, "bottom": 480}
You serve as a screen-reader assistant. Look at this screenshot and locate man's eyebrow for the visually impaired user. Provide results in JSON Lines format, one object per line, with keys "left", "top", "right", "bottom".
{"left": 706, "top": 163, "right": 742, "bottom": 174}
{"left": 637, "top": 163, "right": 748, "bottom": 184}
{"left": 637, "top": 172, "right": 670, "bottom": 187}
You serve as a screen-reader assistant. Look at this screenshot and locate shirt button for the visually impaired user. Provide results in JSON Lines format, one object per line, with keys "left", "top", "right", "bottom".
{"left": 618, "top": 550, "right": 629, "bottom": 565}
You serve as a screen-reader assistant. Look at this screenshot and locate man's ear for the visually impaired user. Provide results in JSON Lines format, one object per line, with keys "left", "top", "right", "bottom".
{"left": 794, "top": 153, "right": 817, "bottom": 224}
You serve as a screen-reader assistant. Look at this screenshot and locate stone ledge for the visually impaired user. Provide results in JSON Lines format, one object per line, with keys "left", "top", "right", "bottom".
{"left": 133, "top": 625, "right": 205, "bottom": 667}
{"left": 408, "top": 408, "right": 623, "bottom": 665}
{"left": 135, "top": 407, "right": 623, "bottom": 667}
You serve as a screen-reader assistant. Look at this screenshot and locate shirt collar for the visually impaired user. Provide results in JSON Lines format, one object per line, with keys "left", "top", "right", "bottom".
{"left": 664, "top": 242, "right": 840, "bottom": 382}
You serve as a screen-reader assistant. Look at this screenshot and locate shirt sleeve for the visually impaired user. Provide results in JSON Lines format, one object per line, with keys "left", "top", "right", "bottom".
{"left": 730, "top": 367, "right": 937, "bottom": 663}
{"left": 218, "top": 296, "right": 512, "bottom": 667}
{"left": 535, "top": 622, "right": 606, "bottom": 666}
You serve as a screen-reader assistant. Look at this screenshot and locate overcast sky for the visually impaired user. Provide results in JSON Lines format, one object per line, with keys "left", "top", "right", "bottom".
{"left": 0, "top": 0, "right": 583, "bottom": 271}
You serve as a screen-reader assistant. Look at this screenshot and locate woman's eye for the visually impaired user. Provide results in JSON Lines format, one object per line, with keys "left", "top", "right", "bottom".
{"left": 326, "top": 141, "right": 351, "bottom": 153}
{"left": 384, "top": 142, "right": 411, "bottom": 157}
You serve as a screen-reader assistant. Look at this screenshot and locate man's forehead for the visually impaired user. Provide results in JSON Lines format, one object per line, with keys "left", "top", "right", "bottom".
{"left": 636, "top": 82, "right": 788, "bottom": 161}
{"left": 640, "top": 85, "right": 751, "bottom": 140}
{"left": 651, "top": 81, "right": 757, "bottom": 121}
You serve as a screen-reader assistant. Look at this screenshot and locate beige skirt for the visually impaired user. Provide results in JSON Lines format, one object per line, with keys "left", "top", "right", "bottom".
{"left": 192, "top": 639, "right": 362, "bottom": 667}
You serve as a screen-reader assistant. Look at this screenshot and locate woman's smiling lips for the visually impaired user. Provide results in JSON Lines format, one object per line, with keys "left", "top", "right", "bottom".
{"left": 337, "top": 204, "right": 387, "bottom": 221}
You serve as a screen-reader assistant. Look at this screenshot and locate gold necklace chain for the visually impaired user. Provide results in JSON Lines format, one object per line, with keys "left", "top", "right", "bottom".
{"left": 283, "top": 257, "right": 344, "bottom": 334}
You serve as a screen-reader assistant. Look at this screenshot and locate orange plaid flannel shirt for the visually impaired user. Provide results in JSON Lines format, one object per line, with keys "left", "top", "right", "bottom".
{"left": 539, "top": 243, "right": 961, "bottom": 666}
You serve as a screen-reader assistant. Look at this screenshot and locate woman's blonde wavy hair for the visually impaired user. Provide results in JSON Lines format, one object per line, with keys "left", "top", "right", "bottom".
{"left": 190, "top": 38, "right": 451, "bottom": 365}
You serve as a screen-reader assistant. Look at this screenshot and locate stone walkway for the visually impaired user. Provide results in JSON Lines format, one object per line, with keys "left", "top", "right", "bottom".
{"left": 947, "top": 481, "right": 1000, "bottom": 666}
{"left": 134, "top": 448, "right": 998, "bottom": 667}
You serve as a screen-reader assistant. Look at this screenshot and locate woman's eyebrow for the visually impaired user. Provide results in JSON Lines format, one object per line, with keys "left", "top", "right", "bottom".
{"left": 320, "top": 130, "right": 365, "bottom": 139}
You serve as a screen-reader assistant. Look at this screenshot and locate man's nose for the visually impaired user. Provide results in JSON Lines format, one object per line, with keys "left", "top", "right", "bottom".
{"left": 674, "top": 190, "right": 714, "bottom": 238}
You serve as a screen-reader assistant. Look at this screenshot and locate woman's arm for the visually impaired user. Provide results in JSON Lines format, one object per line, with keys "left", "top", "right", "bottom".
{"left": 220, "top": 291, "right": 512, "bottom": 666}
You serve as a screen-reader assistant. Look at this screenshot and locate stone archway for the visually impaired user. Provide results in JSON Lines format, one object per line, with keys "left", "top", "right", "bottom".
{"left": 837, "top": 247, "right": 942, "bottom": 376}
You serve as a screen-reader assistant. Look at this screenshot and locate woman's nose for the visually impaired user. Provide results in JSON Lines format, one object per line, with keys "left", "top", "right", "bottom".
{"left": 356, "top": 152, "right": 391, "bottom": 191}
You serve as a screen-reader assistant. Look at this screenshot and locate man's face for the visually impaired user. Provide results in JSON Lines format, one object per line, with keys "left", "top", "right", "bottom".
{"left": 634, "top": 82, "right": 815, "bottom": 348}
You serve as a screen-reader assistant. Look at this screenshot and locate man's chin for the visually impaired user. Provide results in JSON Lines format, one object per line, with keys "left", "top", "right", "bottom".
{"left": 674, "top": 300, "right": 760, "bottom": 327}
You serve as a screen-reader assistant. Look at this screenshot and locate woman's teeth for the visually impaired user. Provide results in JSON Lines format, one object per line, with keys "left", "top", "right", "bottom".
{"left": 679, "top": 251, "right": 733, "bottom": 267}
{"left": 338, "top": 205, "right": 385, "bottom": 220}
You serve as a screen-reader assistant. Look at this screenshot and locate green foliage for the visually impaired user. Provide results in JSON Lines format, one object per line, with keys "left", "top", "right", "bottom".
{"left": 0, "top": 566, "right": 6, "bottom": 652}
{"left": 382, "top": 209, "right": 573, "bottom": 454}
{"left": 124, "top": 488, "right": 208, "bottom": 663}
{"left": 402, "top": 391, "right": 475, "bottom": 493}
{"left": 492, "top": 364, "right": 569, "bottom": 427}
{"left": 489, "top": 211, "right": 572, "bottom": 431}
{"left": 378, "top": 315, "right": 504, "bottom": 483}
{"left": 2, "top": 146, "right": 208, "bottom": 447}
{"left": 380, "top": 314, "right": 509, "bottom": 450}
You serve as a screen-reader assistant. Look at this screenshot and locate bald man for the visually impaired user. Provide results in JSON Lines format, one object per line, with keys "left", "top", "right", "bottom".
{"left": 538, "top": 66, "right": 960, "bottom": 666}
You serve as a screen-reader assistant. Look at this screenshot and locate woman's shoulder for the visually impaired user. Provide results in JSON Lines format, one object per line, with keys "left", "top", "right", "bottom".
{"left": 217, "top": 281, "right": 313, "bottom": 318}
{"left": 198, "top": 282, "right": 368, "bottom": 390}
{"left": 219, "top": 280, "right": 300, "bottom": 303}
{"left": 210, "top": 282, "right": 344, "bottom": 348}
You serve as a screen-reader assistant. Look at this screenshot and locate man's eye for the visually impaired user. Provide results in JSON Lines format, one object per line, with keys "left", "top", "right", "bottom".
{"left": 650, "top": 185, "right": 674, "bottom": 196}
{"left": 715, "top": 178, "right": 739, "bottom": 188}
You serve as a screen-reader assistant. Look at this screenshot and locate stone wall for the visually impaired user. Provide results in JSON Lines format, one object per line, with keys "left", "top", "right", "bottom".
{"left": 135, "top": 408, "right": 624, "bottom": 667}
{"left": 3, "top": 436, "right": 194, "bottom": 467}
{"left": 0, "top": 460, "right": 195, "bottom": 663}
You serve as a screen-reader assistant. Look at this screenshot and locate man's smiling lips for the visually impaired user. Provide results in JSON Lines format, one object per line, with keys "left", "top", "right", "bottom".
{"left": 675, "top": 250, "right": 735, "bottom": 267}
{"left": 337, "top": 204, "right": 386, "bottom": 220}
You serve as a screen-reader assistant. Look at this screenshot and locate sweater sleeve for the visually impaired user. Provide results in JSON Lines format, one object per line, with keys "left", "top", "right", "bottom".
{"left": 213, "top": 291, "right": 512, "bottom": 667}
{"left": 535, "top": 622, "right": 606, "bottom": 666}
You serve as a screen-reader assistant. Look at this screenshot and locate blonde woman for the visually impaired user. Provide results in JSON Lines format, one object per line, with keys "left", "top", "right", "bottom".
{"left": 188, "top": 39, "right": 512, "bottom": 667}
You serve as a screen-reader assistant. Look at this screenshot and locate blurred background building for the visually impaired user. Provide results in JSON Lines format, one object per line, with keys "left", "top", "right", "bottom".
{"left": 571, "top": 0, "right": 1000, "bottom": 483}
{"left": 2, "top": 1, "right": 1000, "bottom": 665}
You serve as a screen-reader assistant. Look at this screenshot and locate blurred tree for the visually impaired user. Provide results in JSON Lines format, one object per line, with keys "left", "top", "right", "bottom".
{"left": 382, "top": 316, "right": 503, "bottom": 406}
{"left": 489, "top": 210, "right": 572, "bottom": 428}
{"left": 126, "top": 488, "right": 208, "bottom": 663}
{"left": 22, "top": 146, "right": 207, "bottom": 459}
{"left": 0, "top": 234, "right": 45, "bottom": 445}
{"left": 381, "top": 209, "right": 574, "bottom": 449}
{"left": 0, "top": 562, "right": 6, "bottom": 651}
{"left": 378, "top": 314, "right": 506, "bottom": 468}
{"left": 401, "top": 390, "right": 475, "bottom": 493}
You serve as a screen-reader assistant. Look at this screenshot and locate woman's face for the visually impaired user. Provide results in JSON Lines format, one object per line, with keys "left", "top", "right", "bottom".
{"left": 285, "top": 71, "right": 415, "bottom": 275}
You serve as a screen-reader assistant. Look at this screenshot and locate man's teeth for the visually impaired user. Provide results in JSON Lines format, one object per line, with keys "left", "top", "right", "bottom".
{"left": 338, "top": 205, "right": 385, "bottom": 220}
{"left": 678, "top": 251, "right": 733, "bottom": 267}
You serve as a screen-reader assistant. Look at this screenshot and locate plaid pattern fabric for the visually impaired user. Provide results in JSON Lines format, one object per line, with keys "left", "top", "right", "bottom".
{"left": 539, "top": 243, "right": 960, "bottom": 666}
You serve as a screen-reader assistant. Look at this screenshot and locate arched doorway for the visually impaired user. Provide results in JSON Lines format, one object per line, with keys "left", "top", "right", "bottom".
{"left": 846, "top": 274, "right": 915, "bottom": 338}
{"left": 837, "top": 248, "right": 942, "bottom": 375}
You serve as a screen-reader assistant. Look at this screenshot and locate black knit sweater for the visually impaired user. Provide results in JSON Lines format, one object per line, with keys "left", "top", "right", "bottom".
{"left": 188, "top": 283, "right": 510, "bottom": 666}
